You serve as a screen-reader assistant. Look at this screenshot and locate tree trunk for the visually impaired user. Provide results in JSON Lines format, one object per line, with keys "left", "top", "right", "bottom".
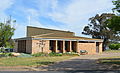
{"left": 102, "top": 38, "right": 108, "bottom": 51}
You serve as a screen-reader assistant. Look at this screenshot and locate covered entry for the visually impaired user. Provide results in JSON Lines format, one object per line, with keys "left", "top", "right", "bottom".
{"left": 96, "top": 42, "right": 99, "bottom": 53}
{"left": 72, "top": 41, "right": 77, "bottom": 52}
{"left": 18, "top": 40, "right": 26, "bottom": 53}
{"left": 58, "top": 41, "right": 64, "bottom": 52}
{"left": 65, "top": 41, "right": 71, "bottom": 52}
{"left": 49, "top": 40, "right": 56, "bottom": 52}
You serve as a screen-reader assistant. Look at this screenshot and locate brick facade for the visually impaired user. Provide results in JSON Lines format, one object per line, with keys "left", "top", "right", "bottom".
{"left": 32, "top": 40, "right": 51, "bottom": 54}
{"left": 78, "top": 42, "right": 97, "bottom": 54}
{"left": 15, "top": 26, "right": 103, "bottom": 55}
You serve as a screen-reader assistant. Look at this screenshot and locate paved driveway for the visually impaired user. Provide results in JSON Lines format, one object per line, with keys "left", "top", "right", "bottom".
{"left": 37, "top": 52, "right": 120, "bottom": 71}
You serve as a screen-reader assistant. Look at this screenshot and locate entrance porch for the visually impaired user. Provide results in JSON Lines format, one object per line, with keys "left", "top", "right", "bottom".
{"left": 49, "top": 40, "right": 77, "bottom": 53}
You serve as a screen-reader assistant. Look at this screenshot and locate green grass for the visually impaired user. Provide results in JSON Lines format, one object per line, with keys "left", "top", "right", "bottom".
{"left": 0, "top": 56, "right": 73, "bottom": 66}
{"left": 104, "top": 50, "right": 120, "bottom": 53}
{"left": 98, "top": 56, "right": 120, "bottom": 65}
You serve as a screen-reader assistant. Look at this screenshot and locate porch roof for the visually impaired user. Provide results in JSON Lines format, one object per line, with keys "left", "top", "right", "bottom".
{"left": 15, "top": 36, "right": 103, "bottom": 42}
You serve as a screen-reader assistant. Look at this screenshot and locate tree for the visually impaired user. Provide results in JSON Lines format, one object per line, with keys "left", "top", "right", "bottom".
{"left": 106, "top": 0, "right": 120, "bottom": 34}
{"left": 107, "top": 16, "right": 120, "bottom": 34}
{"left": 112, "top": 0, "right": 120, "bottom": 13}
{"left": 0, "top": 18, "right": 16, "bottom": 48}
{"left": 82, "top": 13, "right": 117, "bottom": 51}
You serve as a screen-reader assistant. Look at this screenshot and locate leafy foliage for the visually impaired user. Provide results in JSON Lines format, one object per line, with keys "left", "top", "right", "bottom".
{"left": 32, "top": 52, "right": 48, "bottom": 57}
{"left": 32, "top": 52, "right": 79, "bottom": 57}
{"left": 48, "top": 52, "right": 62, "bottom": 56}
{"left": 107, "top": 16, "right": 120, "bottom": 34}
{"left": 112, "top": 0, "right": 120, "bottom": 13}
{"left": 63, "top": 52, "right": 80, "bottom": 56}
{"left": 0, "top": 18, "right": 15, "bottom": 47}
{"left": 0, "top": 53, "right": 12, "bottom": 57}
{"left": 109, "top": 43, "right": 120, "bottom": 50}
{"left": 82, "top": 13, "right": 117, "bottom": 50}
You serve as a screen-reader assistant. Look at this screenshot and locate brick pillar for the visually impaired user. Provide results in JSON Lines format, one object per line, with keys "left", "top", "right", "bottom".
{"left": 55, "top": 40, "right": 58, "bottom": 53}
{"left": 69, "top": 41, "right": 72, "bottom": 52}
{"left": 76, "top": 41, "right": 79, "bottom": 53}
{"left": 99, "top": 42, "right": 103, "bottom": 53}
{"left": 14, "top": 41, "right": 18, "bottom": 52}
{"left": 62, "top": 41, "right": 65, "bottom": 53}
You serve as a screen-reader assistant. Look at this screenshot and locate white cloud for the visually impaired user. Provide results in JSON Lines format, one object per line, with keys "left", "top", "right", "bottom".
{"left": 0, "top": 0, "right": 14, "bottom": 10}
{"left": 12, "top": 0, "right": 114, "bottom": 38}
{"left": 0, "top": 0, "right": 14, "bottom": 19}
{"left": 46, "top": 0, "right": 114, "bottom": 36}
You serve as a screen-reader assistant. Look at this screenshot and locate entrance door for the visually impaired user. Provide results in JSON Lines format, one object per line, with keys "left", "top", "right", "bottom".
{"left": 96, "top": 42, "right": 99, "bottom": 53}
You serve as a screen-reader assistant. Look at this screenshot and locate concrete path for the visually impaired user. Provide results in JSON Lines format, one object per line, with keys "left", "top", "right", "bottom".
{"left": 37, "top": 52, "right": 120, "bottom": 71}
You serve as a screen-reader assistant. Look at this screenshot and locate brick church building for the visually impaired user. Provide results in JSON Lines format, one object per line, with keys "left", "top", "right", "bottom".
{"left": 15, "top": 26, "right": 103, "bottom": 54}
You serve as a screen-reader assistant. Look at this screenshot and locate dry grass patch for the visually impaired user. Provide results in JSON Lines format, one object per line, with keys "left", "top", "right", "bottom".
{"left": 0, "top": 56, "right": 73, "bottom": 66}
{"left": 104, "top": 50, "right": 120, "bottom": 53}
{"left": 97, "top": 56, "right": 120, "bottom": 69}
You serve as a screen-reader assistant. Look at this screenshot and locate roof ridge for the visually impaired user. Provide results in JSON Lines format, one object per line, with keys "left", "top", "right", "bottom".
{"left": 32, "top": 33, "right": 55, "bottom": 37}
{"left": 27, "top": 26, "right": 73, "bottom": 33}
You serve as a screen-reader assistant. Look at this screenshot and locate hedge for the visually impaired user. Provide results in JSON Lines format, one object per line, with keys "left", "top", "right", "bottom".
{"left": 109, "top": 43, "right": 120, "bottom": 50}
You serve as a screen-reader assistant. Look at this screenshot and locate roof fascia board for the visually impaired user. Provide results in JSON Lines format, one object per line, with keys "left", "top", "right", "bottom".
{"left": 32, "top": 38, "right": 103, "bottom": 42}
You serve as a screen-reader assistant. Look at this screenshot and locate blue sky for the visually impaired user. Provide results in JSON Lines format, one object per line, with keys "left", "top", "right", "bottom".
{"left": 0, "top": 0, "right": 114, "bottom": 38}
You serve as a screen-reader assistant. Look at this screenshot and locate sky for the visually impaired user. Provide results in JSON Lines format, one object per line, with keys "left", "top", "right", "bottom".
{"left": 0, "top": 0, "right": 114, "bottom": 38}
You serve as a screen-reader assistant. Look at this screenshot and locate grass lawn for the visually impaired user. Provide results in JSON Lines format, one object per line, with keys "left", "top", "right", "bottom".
{"left": 104, "top": 50, "right": 120, "bottom": 53}
{"left": 0, "top": 56, "right": 73, "bottom": 66}
{"left": 98, "top": 56, "right": 120, "bottom": 65}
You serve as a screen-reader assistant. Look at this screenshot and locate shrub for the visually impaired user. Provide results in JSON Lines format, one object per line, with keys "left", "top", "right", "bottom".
{"left": 0, "top": 53, "right": 6, "bottom": 57}
{"left": 63, "top": 52, "right": 80, "bottom": 56}
{"left": 48, "top": 52, "right": 62, "bottom": 56}
{"left": 0, "top": 53, "right": 12, "bottom": 57}
{"left": 109, "top": 43, "right": 120, "bottom": 50}
{"left": 5, "top": 53, "right": 12, "bottom": 56}
{"left": 32, "top": 52, "right": 48, "bottom": 57}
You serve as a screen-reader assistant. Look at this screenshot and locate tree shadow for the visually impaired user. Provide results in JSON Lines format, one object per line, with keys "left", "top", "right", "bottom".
{"left": 37, "top": 58, "right": 120, "bottom": 72}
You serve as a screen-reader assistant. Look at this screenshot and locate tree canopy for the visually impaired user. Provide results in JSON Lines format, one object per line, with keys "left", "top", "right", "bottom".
{"left": 106, "top": 0, "right": 120, "bottom": 34}
{"left": 112, "top": 0, "right": 120, "bottom": 13}
{"left": 107, "top": 16, "right": 120, "bottom": 34}
{"left": 82, "top": 13, "right": 118, "bottom": 50}
{"left": 0, "top": 19, "right": 15, "bottom": 48}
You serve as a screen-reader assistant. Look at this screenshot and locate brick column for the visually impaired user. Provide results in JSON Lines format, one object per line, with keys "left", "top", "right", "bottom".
{"left": 62, "top": 41, "right": 65, "bottom": 53}
{"left": 99, "top": 42, "right": 103, "bottom": 53}
{"left": 76, "top": 41, "right": 79, "bottom": 53}
{"left": 14, "top": 41, "right": 18, "bottom": 52}
{"left": 55, "top": 40, "right": 58, "bottom": 53}
{"left": 69, "top": 41, "right": 72, "bottom": 52}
